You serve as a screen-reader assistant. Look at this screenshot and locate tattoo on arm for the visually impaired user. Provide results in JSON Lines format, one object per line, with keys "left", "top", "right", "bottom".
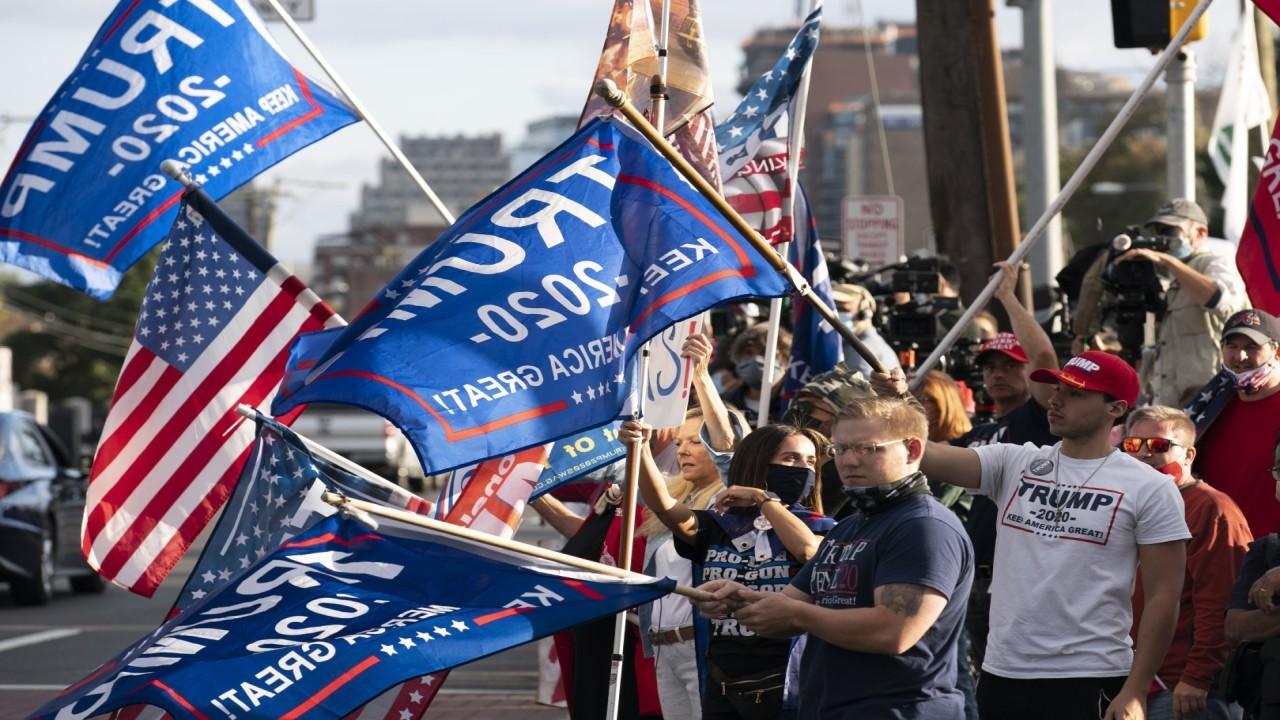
{"left": 878, "top": 583, "right": 925, "bottom": 617}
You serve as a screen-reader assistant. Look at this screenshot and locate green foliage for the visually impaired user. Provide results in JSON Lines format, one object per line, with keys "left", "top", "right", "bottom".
{"left": 2, "top": 252, "right": 156, "bottom": 404}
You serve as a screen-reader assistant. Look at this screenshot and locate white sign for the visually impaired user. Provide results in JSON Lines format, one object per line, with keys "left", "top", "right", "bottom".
{"left": 251, "top": 0, "right": 315, "bottom": 21}
{"left": 842, "top": 196, "right": 904, "bottom": 268}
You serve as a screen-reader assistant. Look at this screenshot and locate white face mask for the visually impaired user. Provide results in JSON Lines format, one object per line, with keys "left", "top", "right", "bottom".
{"left": 1229, "top": 361, "right": 1278, "bottom": 394}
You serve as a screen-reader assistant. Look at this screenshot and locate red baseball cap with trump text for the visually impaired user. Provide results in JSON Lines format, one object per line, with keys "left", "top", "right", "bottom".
{"left": 977, "top": 332, "right": 1029, "bottom": 365}
{"left": 1029, "top": 351, "right": 1139, "bottom": 407}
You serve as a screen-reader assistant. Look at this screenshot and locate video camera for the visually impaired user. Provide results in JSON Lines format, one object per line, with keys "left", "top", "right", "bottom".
{"left": 1101, "top": 227, "right": 1168, "bottom": 366}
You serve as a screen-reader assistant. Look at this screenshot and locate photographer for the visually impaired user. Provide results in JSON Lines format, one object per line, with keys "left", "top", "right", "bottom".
{"left": 1074, "top": 199, "right": 1246, "bottom": 407}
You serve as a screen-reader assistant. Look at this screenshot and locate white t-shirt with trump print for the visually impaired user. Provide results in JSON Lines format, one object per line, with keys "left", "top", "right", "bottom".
{"left": 972, "top": 441, "right": 1190, "bottom": 679}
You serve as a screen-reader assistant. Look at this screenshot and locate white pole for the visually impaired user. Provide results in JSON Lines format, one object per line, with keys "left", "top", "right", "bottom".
{"left": 910, "top": 0, "right": 1216, "bottom": 387}
{"left": 233, "top": 405, "right": 422, "bottom": 509}
{"left": 606, "top": 3, "right": 671, "bottom": 717}
{"left": 322, "top": 492, "right": 714, "bottom": 601}
{"left": 1167, "top": 49, "right": 1198, "bottom": 200}
{"left": 261, "top": 0, "right": 457, "bottom": 226}
{"left": 757, "top": 0, "right": 821, "bottom": 428}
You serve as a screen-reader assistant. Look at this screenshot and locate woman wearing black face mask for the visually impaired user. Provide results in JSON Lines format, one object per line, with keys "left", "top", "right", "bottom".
{"left": 628, "top": 421, "right": 830, "bottom": 720}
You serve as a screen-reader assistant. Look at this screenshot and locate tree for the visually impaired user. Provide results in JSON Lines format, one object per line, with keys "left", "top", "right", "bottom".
{"left": 2, "top": 253, "right": 156, "bottom": 404}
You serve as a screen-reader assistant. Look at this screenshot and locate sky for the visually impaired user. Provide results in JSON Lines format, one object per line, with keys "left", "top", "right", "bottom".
{"left": 0, "top": 0, "right": 1248, "bottom": 275}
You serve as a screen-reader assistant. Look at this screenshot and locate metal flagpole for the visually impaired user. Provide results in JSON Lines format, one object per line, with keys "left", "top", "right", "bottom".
{"left": 908, "top": 0, "right": 1215, "bottom": 388}
{"left": 260, "top": 0, "right": 457, "bottom": 226}
{"left": 232, "top": 404, "right": 428, "bottom": 510}
{"left": 593, "top": 79, "right": 887, "bottom": 373}
{"left": 323, "top": 492, "right": 715, "bottom": 601}
{"left": 607, "top": 4, "right": 673, "bottom": 717}
{"left": 757, "top": 0, "right": 822, "bottom": 428}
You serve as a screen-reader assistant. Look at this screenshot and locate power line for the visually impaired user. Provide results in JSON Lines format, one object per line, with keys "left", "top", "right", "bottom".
{"left": 3, "top": 285, "right": 137, "bottom": 334}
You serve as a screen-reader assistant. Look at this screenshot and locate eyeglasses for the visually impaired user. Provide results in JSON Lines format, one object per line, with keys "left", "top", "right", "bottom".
{"left": 828, "top": 439, "right": 905, "bottom": 458}
{"left": 1120, "top": 436, "right": 1182, "bottom": 454}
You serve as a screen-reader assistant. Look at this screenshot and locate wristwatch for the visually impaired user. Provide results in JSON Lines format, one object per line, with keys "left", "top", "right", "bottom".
{"left": 759, "top": 491, "right": 782, "bottom": 507}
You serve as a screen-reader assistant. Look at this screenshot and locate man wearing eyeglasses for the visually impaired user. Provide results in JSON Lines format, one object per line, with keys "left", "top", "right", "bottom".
{"left": 1077, "top": 199, "right": 1246, "bottom": 407}
{"left": 1188, "top": 309, "right": 1280, "bottom": 540}
{"left": 902, "top": 351, "right": 1190, "bottom": 720}
{"left": 695, "top": 396, "right": 974, "bottom": 719}
{"left": 1121, "top": 406, "right": 1251, "bottom": 720}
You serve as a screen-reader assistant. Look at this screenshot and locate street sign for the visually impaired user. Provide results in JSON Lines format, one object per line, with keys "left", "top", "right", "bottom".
{"left": 842, "top": 195, "right": 904, "bottom": 267}
{"left": 251, "top": 0, "right": 315, "bottom": 21}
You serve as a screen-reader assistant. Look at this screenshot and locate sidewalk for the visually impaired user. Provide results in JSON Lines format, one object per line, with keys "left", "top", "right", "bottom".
{"left": 1, "top": 690, "right": 570, "bottom": 719}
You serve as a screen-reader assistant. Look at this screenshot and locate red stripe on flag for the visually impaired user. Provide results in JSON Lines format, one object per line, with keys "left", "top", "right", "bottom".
{"left": 107, "top": 349, "right": 154, "bottom": 407}
{"left": 256, "top": 70, "right": 323, "bottom": 148}
{"left": 473, "top": 607, "right": 533, "bottom": 626}
{"left": 56, "top": 660, "right": 116, "bottom": 697}
{"left": 0, "top": 228, "right": 114, "bottom": 268}
{"left": 95, "top": 307, "right": 330, "bottom": 592}
{"left": 105, "top": 190, "right": 185, "bottom": 263}
{"left": 282, "top": 656, "right": 380, "bottom": 720}
{"left": 85, "top": 290, "right": 307, "bottom": 580}
{"left": 616, "top": 173, "right": 755, "bottom": 271}
{"left": 127, "top": 442, "right": 252, "bottom": 596}
{"left": 280, "top": 532, "right": 383, "bottom": 550}
{"left": 150, "top": 680, "right": 207, "bottom": 720}
{"left": 561, "top": 578, "right": 605, "bottom": 600}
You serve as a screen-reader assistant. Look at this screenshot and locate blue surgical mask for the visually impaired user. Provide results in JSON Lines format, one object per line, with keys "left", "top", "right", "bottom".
{"left": 838, "top": 311, "right": 854, "bottom": 326}
{"left": 1168, "top": 236, "right": 1194, "bottom": 260}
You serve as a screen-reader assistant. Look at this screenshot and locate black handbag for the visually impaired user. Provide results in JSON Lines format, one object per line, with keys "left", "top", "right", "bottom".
{"left": 708, "top": 663, "right": 785, "bottom": 720}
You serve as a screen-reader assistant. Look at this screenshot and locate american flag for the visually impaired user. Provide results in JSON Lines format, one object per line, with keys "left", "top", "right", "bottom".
{"left": 1183, "top": 369, "right": 1235, "bottom": 434}
{"left": 715, "top": 8, "right": 822, "bottom": 182}
{"left": 109, "top": 415, "right": 435, "bottom": 720}
{"left": 82, "top": 188, "right": 342, "bottom": 597}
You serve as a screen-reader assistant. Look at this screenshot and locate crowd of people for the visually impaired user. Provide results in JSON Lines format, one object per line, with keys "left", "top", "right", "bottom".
{"left": 528, "top": 198, "right": 1280, "bottom": 720}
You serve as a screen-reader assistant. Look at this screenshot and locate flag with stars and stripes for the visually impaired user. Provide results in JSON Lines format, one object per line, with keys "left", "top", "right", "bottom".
{"left": 34, "top": 512, "right": 674, "bottom": 720}
{"left": 716, "top": 8, "right": 822, "bottom": 186}
{"left": 109, "top": 414, "right": 438, "bottom": 720}
{"left": 1183, "top": 369, "right": 1236, "bottom": 434}
{"left": 82, "top": 187, "right": 343, "bottom": 598}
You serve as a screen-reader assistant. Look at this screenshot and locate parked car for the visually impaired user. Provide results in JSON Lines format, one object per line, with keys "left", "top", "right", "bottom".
{"left": 0, "top": 411, "right": 103, "bottom": 605}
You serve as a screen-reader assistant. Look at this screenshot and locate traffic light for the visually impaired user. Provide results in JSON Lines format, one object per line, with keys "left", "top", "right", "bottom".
{"left": 1110, "top": 0, "right": 1207, "bottom": 50}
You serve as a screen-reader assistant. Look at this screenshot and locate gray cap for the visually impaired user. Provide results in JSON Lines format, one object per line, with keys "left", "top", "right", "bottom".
{"left": 1146, "top": 198, "right": 1208, "bottom": 228}
{"left": 1222, "top": 308, "right": 1280, "bottom": 346}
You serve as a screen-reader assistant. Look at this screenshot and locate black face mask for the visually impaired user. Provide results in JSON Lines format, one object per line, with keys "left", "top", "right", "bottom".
{"left": 842, "top": 471, "right": 931, "bottom": 514}
{"left": 766, "top": 464, "right": 815, "bottom": 506}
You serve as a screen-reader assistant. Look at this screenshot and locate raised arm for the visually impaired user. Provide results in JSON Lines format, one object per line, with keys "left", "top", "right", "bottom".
{"left": 687, "top": 332, "right": 736, "bottom": 452}
{"left": 992, "top": 261, "right": 1058, "bottom": 409}
{"left": 619, "top": 419, "right": 699, "bottom": 544}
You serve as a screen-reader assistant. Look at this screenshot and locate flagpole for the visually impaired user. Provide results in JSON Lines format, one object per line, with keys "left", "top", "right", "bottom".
{"left": 907, "top": 0, "right": 1216, "bottom": 388}
{"left": 758, "top": 0, "right": 822, "bottom": 428}
{"left": 233, "top": 405, "right": 426, "bottom": 511}
{"left": 608, "top": 4, "right": 673, "bottom": 717}
{"left": 260, "top": 0, "right": 457, "bottom": 226}
{"left": 322, "top": 492, "right": 712, "bottom": 602}
{"left": 593, "top": 79, "right": 886, "bottom": 374}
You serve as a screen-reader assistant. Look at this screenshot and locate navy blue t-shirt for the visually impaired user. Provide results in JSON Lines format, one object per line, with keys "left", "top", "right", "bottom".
{"left": 791, "top": 493, "right": 974, "bottom": 719}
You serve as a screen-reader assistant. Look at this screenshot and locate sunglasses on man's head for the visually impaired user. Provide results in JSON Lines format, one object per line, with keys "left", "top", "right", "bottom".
{"left": 1120, "top": 436, "right": 1181, "bottom": 453}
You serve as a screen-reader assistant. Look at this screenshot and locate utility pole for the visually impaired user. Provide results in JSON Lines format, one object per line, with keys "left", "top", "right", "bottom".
{"left": 1010, "top": 0, "right": 1063, "bottom": 306}
{"left": 1166, "top": 50, "right": 1197, "bottom": 200}
{"left": 917, "top": 0, "right": 1021, "bottom": 307}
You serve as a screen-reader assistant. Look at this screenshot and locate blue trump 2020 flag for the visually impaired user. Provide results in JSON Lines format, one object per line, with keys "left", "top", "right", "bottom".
{"left": 0, "top": 0, "right": 358, "bottom": 298}
{"left": 31, "top": 513, "right": 673, "bottom": 720}
{"left": 274, "top": 117, "right": 790, "bottom": 474}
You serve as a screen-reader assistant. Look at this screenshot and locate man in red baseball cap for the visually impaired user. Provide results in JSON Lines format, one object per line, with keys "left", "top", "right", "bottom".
{"left": 915, "top": 351, "right": 1190, "bottom": 720}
